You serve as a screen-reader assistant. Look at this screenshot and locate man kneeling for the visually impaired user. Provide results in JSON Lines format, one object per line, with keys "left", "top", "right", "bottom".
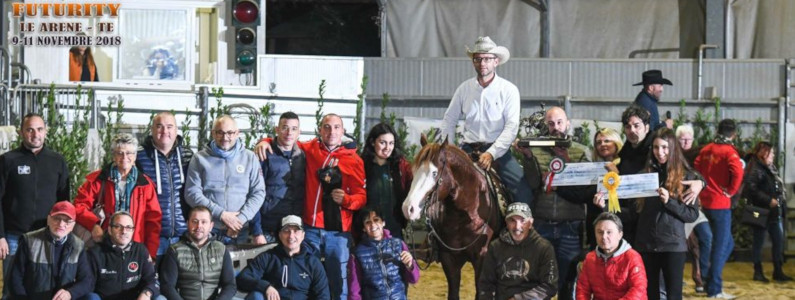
{"left": 478, "top": 202, "right": 558, "bottom": 300}
{"left": 9, "top": 202, "right": 93, "bottom": 300}
{"left": 237, "top": 215, "right": 330, "bottom": 300}
{"left": 576, "top": 212, "right": 646, "bottom": 300}
{"left": 84, "top": 212, "right": 161, "bottom": 300}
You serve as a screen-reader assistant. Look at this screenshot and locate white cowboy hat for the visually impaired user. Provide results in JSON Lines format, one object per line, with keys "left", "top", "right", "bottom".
{"left": 466, "top": 36, "right": 510, "bottom": 65}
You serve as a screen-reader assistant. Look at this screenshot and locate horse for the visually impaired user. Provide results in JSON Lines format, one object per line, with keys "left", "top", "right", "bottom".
{"left": 402, "top": 135, "right": 503, "bottom": 300}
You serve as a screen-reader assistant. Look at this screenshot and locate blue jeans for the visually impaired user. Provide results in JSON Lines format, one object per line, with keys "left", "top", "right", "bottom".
{"left": 212, "top": 227, "right": 250, "bottom": 245}
{"left": 157, "top": 236, "right": 182, "bottom": 256}
{"left": 156, "top": 236, "right": 182, "bottom": 266}
{"left": 245, "top": 291, "right": 265, "bottom": 300}
{"left": 461, "top": 144, "right": 534, "bottom": 206}
{"left": 79, "top": 293, "right": 166, "bottom": 300}
{"left": 303, "top": 226, "right": 352, "bottom": 300}
{"left": 752, "top": 220, "right": 784, "bottom": 264}
{"left": 4, "top": 234, "right": 19, "bottom": 257}
{"left": 703, "top": 209, "right": 734, "bottom": 296}
{"left": 694, "top": 221, "right": 713, "bottom": 283}
{"left": 534, "top": 220, "right": 582, "bottom": 300}
{"left": 2, "top": 233, "right": 20, "bottom": 298}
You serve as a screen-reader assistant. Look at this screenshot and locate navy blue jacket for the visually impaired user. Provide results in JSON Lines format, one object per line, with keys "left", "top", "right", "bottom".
{"left": 250, "top": 144, "right": 305, "bottom": 236}
{"left": 136, "top": 135, "right": 194, "bottom": 239}
{"left": 633, "top": 90, "right": 662, "bottom": 131}
{"left": 351, "top": 236, "right": 408, "bottom": 300}
{"left": 236, "top": 244, "right": 330, "bottom": 300}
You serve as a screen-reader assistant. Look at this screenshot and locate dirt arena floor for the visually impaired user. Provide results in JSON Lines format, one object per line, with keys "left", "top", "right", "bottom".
{"left": 408, "top": 262, "right": 795, "bottom": 299}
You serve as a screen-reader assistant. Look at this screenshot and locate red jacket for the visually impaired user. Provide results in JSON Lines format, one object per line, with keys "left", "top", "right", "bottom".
{"left": 297, "top": 138, "right": 367, "bottom": 232}
{"left": 576, "top": 241, "right": 647, "bottom": 300}
{"left": 74, "top": 167, "right": 162, "bottom": 257}
{"left": 694, "top": 142, "right": 744, "bottom": 209}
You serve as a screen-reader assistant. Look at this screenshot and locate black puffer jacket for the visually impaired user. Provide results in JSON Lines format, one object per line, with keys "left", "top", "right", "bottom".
{"left": 743, "top": 156, "right": 785, "bottom": 224}
{"left": 633, "top": 161, "right": 699, "bottom": 253}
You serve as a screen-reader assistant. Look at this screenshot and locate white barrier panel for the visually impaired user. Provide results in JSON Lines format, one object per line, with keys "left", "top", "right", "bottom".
{"left": 403, "top": 116, "right": 463, "bottom": 147}
{"left": 259, "top": 55, "right": 364, "bottom": 100}
{"left": 0, "top": 126, "right": 17, "bottom": 155}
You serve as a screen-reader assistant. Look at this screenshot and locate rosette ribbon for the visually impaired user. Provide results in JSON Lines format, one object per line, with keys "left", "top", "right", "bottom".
{"left": 546, "top": 157, "right": 565, "bottom": 193}
{"left": 602, "top": 172, "right": 621, "bottom": 213}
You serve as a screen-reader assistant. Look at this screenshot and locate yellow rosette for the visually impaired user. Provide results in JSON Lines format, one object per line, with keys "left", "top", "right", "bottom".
{"left": 602, "top": 172, "right": 621, "bottom": 213}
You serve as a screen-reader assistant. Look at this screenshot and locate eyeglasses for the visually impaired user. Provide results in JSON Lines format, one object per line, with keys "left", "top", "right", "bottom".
{"left": 472, "top": 57, "right": 497, "bottom": 63}
{"left": 214, "top": 130, "right": 238, "bottom": 137}
{"left": 51, "top": 217, "right": 75, "bottom": 225}
{"left": 113, "top": 151, "right": 136, "bottom": 157}
{"left": 110, "top": 224, "right": 135, "bottom": 232}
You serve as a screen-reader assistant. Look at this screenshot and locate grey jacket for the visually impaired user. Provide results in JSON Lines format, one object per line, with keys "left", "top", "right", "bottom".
{"left": 185, "top": 141, "right": 265, "bottom": 226}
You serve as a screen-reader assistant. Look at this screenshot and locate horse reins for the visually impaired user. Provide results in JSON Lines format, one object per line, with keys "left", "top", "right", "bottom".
{"left": 420, "top": 152, "right": 493, "bottom": 252}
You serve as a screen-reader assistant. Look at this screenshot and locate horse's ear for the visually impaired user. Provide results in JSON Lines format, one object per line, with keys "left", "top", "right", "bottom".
{"left": 421, "top": 134, "right": 428, "bottom": 146}
{"left": 441, "top": 135, "right": 449, "bottom": 147}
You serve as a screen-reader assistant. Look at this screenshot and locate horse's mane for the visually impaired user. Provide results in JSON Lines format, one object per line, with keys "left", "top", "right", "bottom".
{"left": 413, "top": 142, "right": 472, "bottom": 170}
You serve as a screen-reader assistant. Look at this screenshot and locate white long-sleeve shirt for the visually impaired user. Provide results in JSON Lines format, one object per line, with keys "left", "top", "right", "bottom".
{"left": 441, "top": 74, "right": 521, "bottom": 158}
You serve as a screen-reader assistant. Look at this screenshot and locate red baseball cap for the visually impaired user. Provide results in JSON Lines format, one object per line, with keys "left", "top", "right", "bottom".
{"left": 49, "top": 202, "right": 76, "bottom": 220}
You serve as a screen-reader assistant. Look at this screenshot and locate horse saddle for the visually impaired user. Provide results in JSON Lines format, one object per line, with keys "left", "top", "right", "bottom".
{"left": 465, "top": 143, "right": 511, "bottom": 216}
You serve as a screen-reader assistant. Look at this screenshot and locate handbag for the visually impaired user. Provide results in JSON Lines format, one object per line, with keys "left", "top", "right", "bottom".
{"left": 73, "top": 180, "right": 106, "bottom": 246}
{"left": 741, "top": 204, "right": 769, "bottom": 228}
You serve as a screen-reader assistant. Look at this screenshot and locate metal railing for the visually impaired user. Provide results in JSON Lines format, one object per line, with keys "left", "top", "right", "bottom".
{"left": 9, "top": 84, "right": 99, "bottom": 128}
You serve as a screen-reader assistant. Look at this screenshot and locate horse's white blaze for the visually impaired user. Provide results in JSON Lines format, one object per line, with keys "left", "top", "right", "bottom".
{"left": 402, "top": 161, "right": 438, "bottom": 221}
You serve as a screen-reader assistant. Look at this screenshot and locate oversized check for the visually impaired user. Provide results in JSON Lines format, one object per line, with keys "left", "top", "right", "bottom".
{"left": 597, "top": 173, "right": 660, "bottom": 198}
{"left": 550, "top": 162, "right": 609, "bottom": 186}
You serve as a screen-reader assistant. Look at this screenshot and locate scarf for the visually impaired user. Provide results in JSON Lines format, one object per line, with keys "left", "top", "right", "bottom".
{"left": 713, "top": 134, "right": 733, "bottom": 145}
{"left": 210, "top": 140, "right": 240, "bottom": 160}
{"left": 111, "top": 165, "right": 138, "bottom": 213}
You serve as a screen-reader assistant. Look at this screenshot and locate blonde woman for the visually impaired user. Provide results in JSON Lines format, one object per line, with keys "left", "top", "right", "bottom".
{"left": 586, "top": 127, "right": 624, "bottom": 249}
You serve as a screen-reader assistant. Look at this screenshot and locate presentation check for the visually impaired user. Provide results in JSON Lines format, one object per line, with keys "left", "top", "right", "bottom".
{"left": 551, "top": 162, "right": 608, "bottom": 186}
{"left": 597, "top": 173, "right": 660, "bottom": 198}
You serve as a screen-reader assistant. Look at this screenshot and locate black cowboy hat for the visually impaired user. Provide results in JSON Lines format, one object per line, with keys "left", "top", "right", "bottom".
{"left": 633, "top": 69, "right": 673, "bottom": 86}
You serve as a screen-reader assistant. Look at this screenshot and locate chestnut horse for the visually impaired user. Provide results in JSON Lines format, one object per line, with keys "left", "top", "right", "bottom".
{"left": 402, "top": 136, "right": 502, "bottom": 300}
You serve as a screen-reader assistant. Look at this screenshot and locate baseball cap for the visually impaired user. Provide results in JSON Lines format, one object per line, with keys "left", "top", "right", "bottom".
{"left": 281, "top": 215, "right": 303, "bottom": 230}
{"left": 49, "top": 201, "right": 76, "bottom": 220}
{"left": 505, "top": 202, "right": 532, "bottom": 220}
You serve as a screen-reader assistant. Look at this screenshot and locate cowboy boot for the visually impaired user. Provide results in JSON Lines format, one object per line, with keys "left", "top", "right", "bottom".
{"left": 773, "top": 261, "right": 793, "bottom": 282}
{"left": 753, "top": 263, "right": 769, "bottom": 283}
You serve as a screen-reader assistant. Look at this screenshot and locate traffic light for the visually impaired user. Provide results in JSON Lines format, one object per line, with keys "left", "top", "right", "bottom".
{"left": 232, "top": 0, "right": 260, "bottom": 73}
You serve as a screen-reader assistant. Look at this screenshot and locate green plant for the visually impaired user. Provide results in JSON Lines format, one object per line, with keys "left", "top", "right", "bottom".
{"left": 579, "top": 121, "right": 592, "bottom": 150}
{"left": 379, "top": 93, "right": 391, "bottom": 123}
{"left": 315, "top": 80, "right": 326, "bottom": 137}
{"left": 674, "top": 99, "right": 688, "bottom": 128}
{"left": 592, "top": 120, "right": 602, "bottom": 132}
{"left": 142, "top": 112, "right": 156, "bottom": 138}
{"left": 692, "top": 107, "right": 713, "bottom": 147}
{"left": 353, "top": 76, "right": 368, "bottom": 149}
{"left": 181, "top": 108, "right": 193, "bottom": 148}
{"left": 376, "top": 92, "right": 413, "bottom": 161}
{"left": 242, "top": 103, "right": 275, "bottom": 148}
{"left": 98, "top": 97, "right": 124, "bottom": 166}
{"left": 37, "top": 84, "right": 92, "bottom": 200}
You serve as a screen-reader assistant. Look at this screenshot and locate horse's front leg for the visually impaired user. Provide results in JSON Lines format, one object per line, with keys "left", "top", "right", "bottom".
{"left": 440, "top": 250, "right": 466, "bottom": 300}
{"left": 471, "top": 243, "right": 489, "bottom": 300}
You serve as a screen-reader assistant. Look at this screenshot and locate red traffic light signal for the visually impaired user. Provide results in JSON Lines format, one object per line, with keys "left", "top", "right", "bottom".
{"left": 233, "top": 0, "right": 259, "bottom": 24}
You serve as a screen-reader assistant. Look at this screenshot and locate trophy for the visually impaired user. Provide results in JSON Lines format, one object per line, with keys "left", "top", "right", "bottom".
{"left": 516, "top": 103, "right": 572, "bottom": 148}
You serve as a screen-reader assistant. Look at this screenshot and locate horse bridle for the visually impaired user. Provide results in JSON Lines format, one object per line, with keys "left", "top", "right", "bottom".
{"left": 410, "top": 150, "right": 493, "bottom": 255}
